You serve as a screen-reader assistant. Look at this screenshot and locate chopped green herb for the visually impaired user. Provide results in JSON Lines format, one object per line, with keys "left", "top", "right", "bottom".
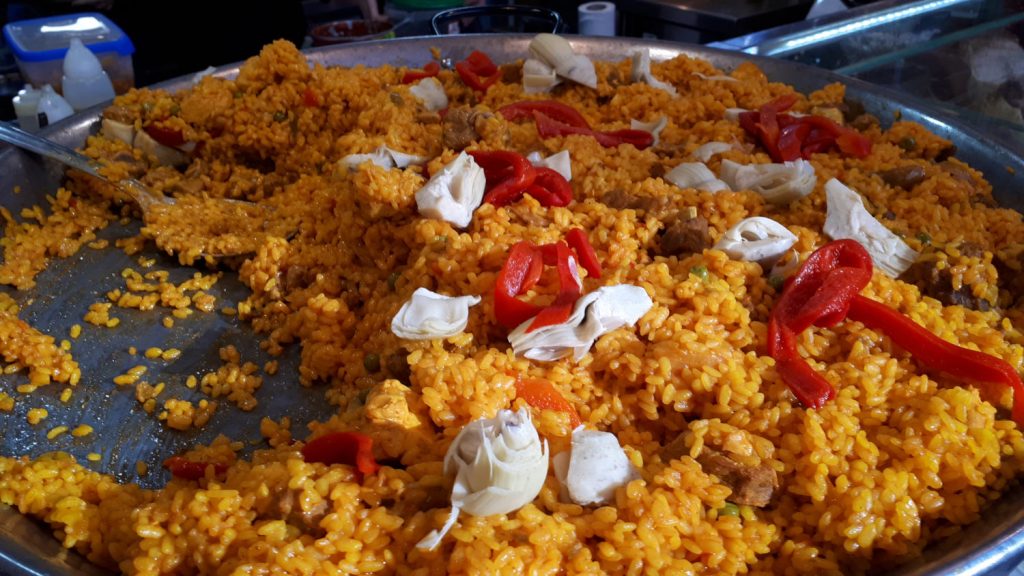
{"left": 898, "top": 137, "right": 916, "bottom": 151}
{"left": 273, "top": 111, "right": 288, "bottom": 122}
{"left": 690, "top": 265, "right": 709, "bottom": 281}
{"left": 233, "top": 91, "right": 243, "bottom": 99}
{"left": 719, "top": 502, "right": 740, "bottom": 517}
{"left": 363, "top": 353, "right": 381, "bottom": 373}
{"left": 916, "top": 232, "right": 932, "bottom": 245}
{"left": 387, "top": 271, "right": 400, "bottom": 291}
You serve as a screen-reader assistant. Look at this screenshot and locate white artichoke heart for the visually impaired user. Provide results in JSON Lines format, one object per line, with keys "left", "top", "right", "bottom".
{"left": 522, "top": 58, "right": 561, "bottom": 94}
{"left": 410, "top": 77, "right": 448, "bottom": 112}
{"left": 101, "top": 118, "right": 135, "bottom": 147}
{"left": 340, "top": 145, "right": 428, "bottom": 172}
{"left": 508, "top": 285, "right": 653, "bottom": 362}
{"left": 823, "top": 178, "right": 918, "bottom": 277}
{"left": 553, "top": 428, "right": 639, "bottom": 506}
{"left": 665, "top": 162, "right": 730, "bottom": 193}
{"left": 719, "top": 159, "right": 816, "bottom": 205}
{"left": 529, "top": 34, "right": 597, "bottom": 88}
{"left": 715, "top": 216, "right": 798, "bottom": 267}
{"left": 414, "top": 151, "right": 486, "bottom": 228}
{"left": 691, "top": 141, "right": 733, "bottom": 163}
{"left": 134, "top": 129, "right": 187, "bottom": 167}
{"left": 390, "top": 287, "right": 481, "bottom": 340}
{"left": 630, "top": 49, "right": 677, "bottom": 95}
{"left": 630, "top": 116, "right": 668, "bottom": 147}
{"left": 416, "top": 407, "right": 549, "bottom": 551}
{"left": 525, "top": 150, "right": 572, "bottom": 181}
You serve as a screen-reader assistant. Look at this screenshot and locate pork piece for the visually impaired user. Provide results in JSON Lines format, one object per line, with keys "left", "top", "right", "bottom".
{"left": 659, "top": 215, "right": 710, "bottom": 258}
{"left": 416, "top": 110, "right": 442, "bottom": 124}
{"left": 385, "top": 348, "right": 411, "bottom": 383}
{"left": 442, "top": 107, "right": 491, "bottom": 150}
{"left": 697, "top": 447, "right": 777, "bottom": 507}
{"left": 879, "top": 165, "right": 927, "bottom": 190}
{"left": 600, "top": 188, "right": 671, "bottom": 214}
{"left": 499, "top": 62, "right": 522, "bottom": 85}
{"left": 941, "top": 160, "right": 977, "bottom": 189}
{"left": 904, "top": 243, "right": 993, "bottom": 311}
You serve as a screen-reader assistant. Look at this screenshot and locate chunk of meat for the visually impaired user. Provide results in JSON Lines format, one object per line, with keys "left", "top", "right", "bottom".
{"left": 940, "top": 160, "right": 977, "bottom": 188}
{"left": 385, "top": 349, "right": 411, "bottom": 382}
{"left": 442, "top": 107, "right": 491, "bottom": 151}
{"left": 849, "top": 113, "right": 880, "bottom": 132}
{"left": 361, "top": 379, "right": 434, "bottom": 463}
{"left": 697, "top": 447, "right": 777, "bottom": 507}
{"left": 417, "top": 110, "right": 442, "bottom": 124}
{"left": 904, "top": 244, "right": 993, "bottom": 311}
{"left": 600, "top": 188, "right": 671, "bottom": 214}
{"left": 500, "top": 63, "right": 522, "bottom": 85}
{"left": 649, "top": 162, "right": 667, "bottom": 179}
{"left": 879, "top": 165, "right": 926, "bottom": 189}
{"left": 659, "top": 215, "right": 710, "bottom": 257}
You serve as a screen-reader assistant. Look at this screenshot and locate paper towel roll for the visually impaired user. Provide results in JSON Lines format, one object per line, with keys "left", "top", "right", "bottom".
{"left": 578, "top": 2, "right": 616, "bottom": 37}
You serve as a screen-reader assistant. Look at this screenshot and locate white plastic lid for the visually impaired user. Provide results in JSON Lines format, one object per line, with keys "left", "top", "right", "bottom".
{"left": 3, "top": 12, "right": 134, "bottom": 62}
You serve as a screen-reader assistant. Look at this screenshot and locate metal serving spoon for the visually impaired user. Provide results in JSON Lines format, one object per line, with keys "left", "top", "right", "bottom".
{"left": 0, "top": 122, "right": 272, "bottom": 260}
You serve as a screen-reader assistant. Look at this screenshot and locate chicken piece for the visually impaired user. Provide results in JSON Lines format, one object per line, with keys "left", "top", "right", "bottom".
{"left": 442, "top": 107, "right": 492, "bottom": 151}
{"left": 600, "top": 188, "right": 671, "bottom": 214}
{"left": 697, "top": 447, "right": 777, "bottom": 507}
{"left": 659, "top": 215, "right": 711, "bottom": 257}
{"left": 361, "top": 379, "right": 434, "bottom": 462}
{"left": 275, "top": 487, "right": 329, "bottom": 532}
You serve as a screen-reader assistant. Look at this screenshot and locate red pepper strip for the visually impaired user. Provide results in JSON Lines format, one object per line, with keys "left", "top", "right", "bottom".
{"left": 498, "top": 100, "right": 591, "bottom": 128}
{"left": 515, "top": 377, "right": 582, "bottom": 428}
{"left": 302, "top": 431, "right": 380, "bottom": 478}
{"left": 469, "top": 150, "right": 537, "bottom": 207}
{"left": 494, "top": 241, "right": 546, "bottom": 328}
{"left": 302, "top": 87, "right": 321, "bottom": 107}
{"left": 526, "top": 241, "right": 582, "bottom": 332}
{"left": 402, "top": 61, "right": 440, "bottom": 84}
{"left": 768, "top": 240, "right": 874, "bottom": 408}
{"left": 144, "top": 124, "right": 186, "bottom": 148}
{"left": 847, "top": 295, "right": 1024, "bottom": 425}
{"left": 532, "top": 111, "right": 653, "bottom": 150}
{"left": 163, "top": 456, "right": 230, "bottom": 481}
{"left": 740, "top": 94, "right": 871, "bottom": 161}
{"left": 565, "top": 228, "right": 602, "bottom": 279}
{"left": 455, "top": 50, "right": 501, "bottom": 92}
{"left": 524, "top": 166, "right": 573, "bottom": 207}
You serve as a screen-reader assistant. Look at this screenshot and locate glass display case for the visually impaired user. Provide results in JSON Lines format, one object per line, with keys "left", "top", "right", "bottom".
{"left": 711, "top": 0, "right": 1024, "bottom": 155}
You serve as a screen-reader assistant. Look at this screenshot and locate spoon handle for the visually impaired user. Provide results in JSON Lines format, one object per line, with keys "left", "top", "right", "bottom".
{"left": 0, "top": 122, "right": 102, "bottom": 179}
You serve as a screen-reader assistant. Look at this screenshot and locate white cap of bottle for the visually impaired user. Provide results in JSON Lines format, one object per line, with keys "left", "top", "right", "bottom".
{"left": 37, "top": 85, "right": 75, "bottom": 127}
{"left": 61, "top": 38, "right": 116, "bottom": 111}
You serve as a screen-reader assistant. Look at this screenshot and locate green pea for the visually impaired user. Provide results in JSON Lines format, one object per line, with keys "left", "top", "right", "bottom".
{"left": 273, "top": 111, "right": 288, "bottom": 122}
{"left": 719, "top": 502, "right": 740, "bottom": 517}
{"left": 898, "top": 137, "right": 916, "bottom": 151}
{"left": 363, "top": 353, "right": 381, "bottom": 373}
{"left": 690, "top": 265, "right": 709, "bottom": 281}
{"left": 769, "top": 275, "right": 785, "bottom": 291}
{"left": 916, "top": 232, "right": 932, "bottom": 245}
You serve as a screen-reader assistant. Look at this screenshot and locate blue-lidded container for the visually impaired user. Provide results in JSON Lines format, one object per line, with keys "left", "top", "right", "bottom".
{"left": 3, "top": 12, "right": 134, "bottom": 94}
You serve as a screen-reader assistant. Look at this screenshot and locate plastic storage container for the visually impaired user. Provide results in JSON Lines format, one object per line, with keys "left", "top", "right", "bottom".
{"left": 2, "top": 12, "right": 134, "bottom": 95}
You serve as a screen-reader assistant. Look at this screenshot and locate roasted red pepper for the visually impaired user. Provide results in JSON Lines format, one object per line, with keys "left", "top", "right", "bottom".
{"left": 565, "top": 228, "right": 602, "bottom": 279}
{"left": 301, "top": 431, "right": 380, "bottom": 478}
{"left": 455, "top": 50, "right": 501, "bottom": 92}
{"left": 163, "top": 456, "right": 230, "bottom": 481}
{"left": 739, "top": 95, "right": 872, "bottom": 161}
{"left": 402, "top": 61, "right": 441, "bottom": 84}
{"left": 469, "top": 150, "right": 573, "bottom": 208}
{"left": 494, "top": 241, "right": 547, "bottom": 328}
{"left": 498, "top": 100, "right": 591, "bottom": 128}
{"left": 769, "top": 240, "right": 1024, "bottom": 425}
{"left": 469, "top": 150, "right": 537, "bottom": 207}
{"left": 494, "top": 236, "right": 592, "bottom": 331}
{"left": 515, "top": 377, "right": 582, "bottom": 428}
{"left": 524, "top": 166, "right": 573, "bottom": 207}
{"left": 531, "top": 110, "right": 653, "bottom": 150}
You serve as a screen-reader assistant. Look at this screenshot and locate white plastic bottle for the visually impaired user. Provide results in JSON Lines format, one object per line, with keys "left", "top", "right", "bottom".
{"left": 61, "top": 38, "right": 116, "bottom": 111}
{"left": 37, "top": 85, "right": 75, "bottom": 127}
{"left": 12, "top": 85, "right": 43, "bottom": 132}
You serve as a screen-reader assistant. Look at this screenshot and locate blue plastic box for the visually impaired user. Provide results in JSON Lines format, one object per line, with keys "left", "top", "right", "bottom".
{"left": 3, "top": 12, "right": 135, "bottom": 94}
